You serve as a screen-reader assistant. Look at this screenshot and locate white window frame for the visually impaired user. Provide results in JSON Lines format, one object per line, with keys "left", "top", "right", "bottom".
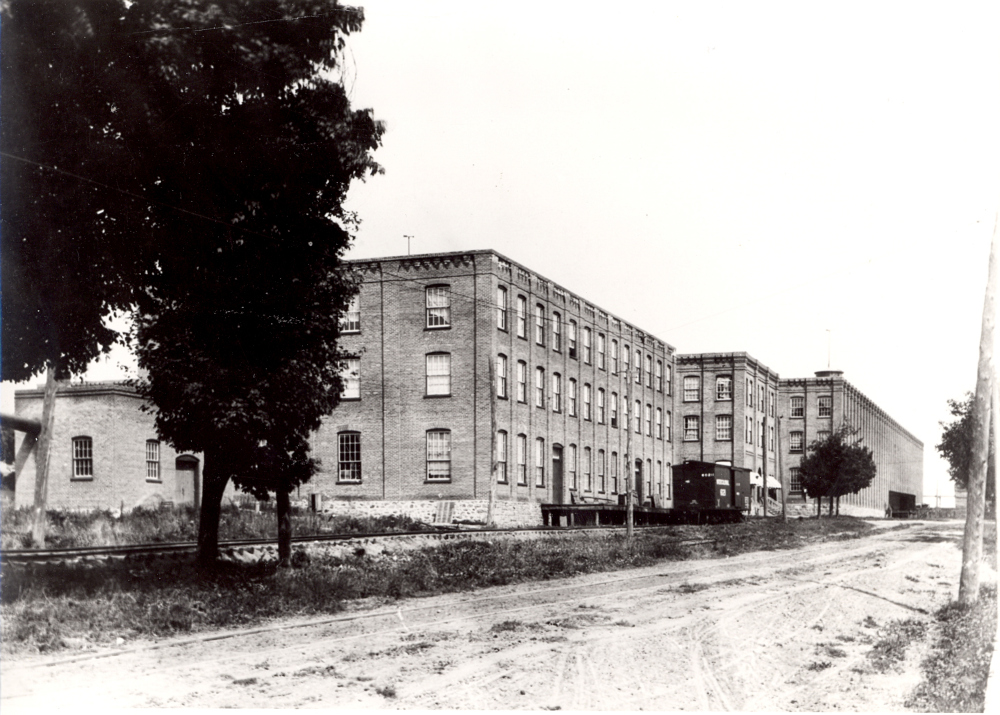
{"left": 338, "top": 431, "right": 362, "bottom": 483}
{"left": 426, "top": 430, "right": 452, "bottom": 481}
{"left": 426, "top": 353, "right": 451, "bottom": 396}
{"left": 145, "top": 440, "right": 160, "bottom": 481}
{"left": 426, "top": 285, "right": 451, "bottom": 328}
{"left": 683, "top": 416, "right": 700, "bottom": 441}
{"left": 683, "top": 375, "right": 700, "bottom": 402}
{"left": 341, "top": 357, "right": 360, "bottom": 399}
{"left": 72, "top": 436, "right": 94, "bottom": 479}
{"left": 496, "top": 286, "right": 508, "bottom": 330}
{"left": 340, "top": 295, "right": 360, "bottom": 333}
{"left": 716, "top": 414, "right": 732, "bottom": 441}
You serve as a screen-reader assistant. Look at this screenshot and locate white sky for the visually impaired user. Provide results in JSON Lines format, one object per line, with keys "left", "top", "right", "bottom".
{"left": 4, "top": 0, "right": 999, "bottom": 506}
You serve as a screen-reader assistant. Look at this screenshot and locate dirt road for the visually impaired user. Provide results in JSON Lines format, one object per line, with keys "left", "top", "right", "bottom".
{"left": 1, "top": 520, "right": 988, "bottom": 711}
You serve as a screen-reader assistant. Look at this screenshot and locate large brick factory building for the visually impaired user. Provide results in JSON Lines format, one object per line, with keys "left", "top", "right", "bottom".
{"left": 10, "top": 249, "right": 923, "bottom": 522}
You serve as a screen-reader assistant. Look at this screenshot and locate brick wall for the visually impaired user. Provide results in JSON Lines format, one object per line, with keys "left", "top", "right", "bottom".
{"left": 313, "top": 497, "right": 542, "bottom": 528}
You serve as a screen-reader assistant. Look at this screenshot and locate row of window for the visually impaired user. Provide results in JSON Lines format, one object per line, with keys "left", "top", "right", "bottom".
{"left": 683, "top": 375, "right": 777, "bottom": 417}
{"left": 336, "top": 430, "right": 453, "bottom": 483}
{"left": 494, "top": 431, "right": 672, "bottom": 498}
{"left": 70, "top": 436, "right": 161, "bottom": 481}
{"left": 788, "top": 429, "right": 830, "bottom": 453}
{"left": 789, "top": 395, "right": 833, "bottom": 418}
{"left": 498, "top": 287, "right": 670, "bottom": 391}
{"left": 497, "top": 356, "right": 669, "bottom": 437}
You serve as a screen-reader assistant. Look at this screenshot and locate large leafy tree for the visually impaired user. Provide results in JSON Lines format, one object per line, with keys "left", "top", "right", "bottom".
{"left": 937, "top": 393, "right": 996, "bottom": 509}
{"left": 2, "top": 0, "right": 383, "bottom": 558}
{"left": 798, "top": 426, "right": 877, "bottom": 517}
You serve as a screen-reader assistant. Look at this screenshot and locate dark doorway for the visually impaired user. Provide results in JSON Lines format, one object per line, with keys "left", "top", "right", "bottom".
{"left": 634, "top": 459, "right": 643, "bottom": 504}
{"left": 175, "top": 455, "right": 201, "bottom": 510}
{"left": 552, "top": 445, "right": 564, "bottom": 504}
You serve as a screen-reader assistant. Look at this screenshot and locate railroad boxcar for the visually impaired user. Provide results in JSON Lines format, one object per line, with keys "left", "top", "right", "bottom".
{"left": 671, "top": 461, "right": 751, "bottom": 523}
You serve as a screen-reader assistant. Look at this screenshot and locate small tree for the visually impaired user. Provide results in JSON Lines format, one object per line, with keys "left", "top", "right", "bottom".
{"left": 798, "top": 426, "right": 877, "bottom": 517}
{"left": 937, "top": 393, "right": 996, "bottom": 514}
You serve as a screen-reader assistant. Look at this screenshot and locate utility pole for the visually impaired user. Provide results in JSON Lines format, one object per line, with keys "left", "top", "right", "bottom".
{"left": 625, "top": 376, "right": 634, "bottom": 539}
{"left": 487, "top": 356, "right": 497, "bottom": 527}
{"left": 761, "top": 415, "right": 768, "bottom": 519}
{"left": 777, "top": 415, "right": 787, "bottom": 521}
{"left": 959, "top": 219, "right": 997, "bottom": 605}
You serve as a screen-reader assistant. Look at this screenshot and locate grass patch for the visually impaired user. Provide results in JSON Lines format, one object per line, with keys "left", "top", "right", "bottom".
{"left": 0, "top": 517, "right": 876, "bottom": 656}
{"left": 0, "top": 503, "right": 433, "bottom": 550}
{"left": 866, "top": 618, "right": 928, "bottom": 673}
{"left": 906, "top": 584, "right": 997, "bottom": 713}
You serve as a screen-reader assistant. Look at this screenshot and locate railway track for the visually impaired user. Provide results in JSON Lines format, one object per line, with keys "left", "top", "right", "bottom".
{"left": 1, "top": 524, "right": 713, "bottom": 567}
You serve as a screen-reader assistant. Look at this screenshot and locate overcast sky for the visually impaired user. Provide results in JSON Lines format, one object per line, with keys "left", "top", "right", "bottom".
{"left": 5, "top": 1, "right": 998, "bottom": 505}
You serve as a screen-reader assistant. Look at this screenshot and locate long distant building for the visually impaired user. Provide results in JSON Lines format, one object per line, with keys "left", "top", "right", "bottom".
{"left": 9, "top": 249, "right": 923, "bottom": 521}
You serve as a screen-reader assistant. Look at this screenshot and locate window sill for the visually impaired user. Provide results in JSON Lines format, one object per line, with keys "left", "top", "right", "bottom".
{"left": 424, "top": 394, "right": 452, "bottom": 399}
{"left": 70, "top": 477, "right": 94, "bottom": 482}
{"left": 715, "top": 438, "right": 732, "bottom": 442}
{"left": 337, "top": 480, "right": 362, "bottom": 485}
{"left": 145, "top": 479, "right": 163, "bottom": 484}
{"left": 340, "top": 397, "right": 361, "bottom": 402}
{"left": 425, "top": 479, "right": 452, "bottom": 484}
{"left": 341, "top": 329, "right": 361, "bottom": 335}
{"left": 425, "top": 325, "right": 452, "bottom": 331}
{"left": 498, "top": 395, "right": 509, "bottom": 400}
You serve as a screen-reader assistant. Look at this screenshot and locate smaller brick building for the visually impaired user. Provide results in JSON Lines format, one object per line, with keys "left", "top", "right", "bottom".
{"left": 13, "top": 382, "right": 202, "bottom": 512}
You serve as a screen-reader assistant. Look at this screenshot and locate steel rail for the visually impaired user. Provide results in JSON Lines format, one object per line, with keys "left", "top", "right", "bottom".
{"left": 0, "top": 523, "right": 696, "bottom": 566}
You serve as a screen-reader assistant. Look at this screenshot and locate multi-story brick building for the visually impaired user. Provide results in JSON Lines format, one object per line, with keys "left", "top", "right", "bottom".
{"left": 779, "top": 370, "right": 923, "bottom": 516}
{"left": 308, "top": 250, "right": 676, "bottom": 518}
{"left": 12, "top": 382, "right": 202, "bottom": 512}
{"left": 9, "top": 250, "right": 924, "bottom": 524}
{"left": 674, "top": 353, "right": 781, "bottom": 513}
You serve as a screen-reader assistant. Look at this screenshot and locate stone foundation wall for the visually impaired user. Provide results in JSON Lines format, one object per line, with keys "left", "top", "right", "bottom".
{"left": 308, "top": 498, "right": 543, "bottom": 528}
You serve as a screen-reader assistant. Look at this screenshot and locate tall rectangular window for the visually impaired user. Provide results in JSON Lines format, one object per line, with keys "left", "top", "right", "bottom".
{"left": 426, "top": 353, "right": 451, "bottom": 395}
{"left": 645, "top": 355, "right": 652, "bottom": 387}
{"left": 583, "top": 327, "right": 592, "bottom": 364}
{"left": 340, "top": 295, "right": 360, "bottom": 333}
{"left": 789, "top": 467, "right": 802, "bottom": 492}
{"left": 645, "top": 404, "right": 652, "bottom": 436}
{"left": 634, "top": 350, "right": 641, "bottom": 383}
{"left": 338, "top": 432, "right": 361, "bottom": 482}
{"left": 683, "top": 375, "right": 700, "bottom": 402}
{"left": 73, "top": 437, "right": 94, "bottom": 479}
{"left": 656, "top": 360, "right": 663, "bottom": 391}
{"left": 517, "top": 361, "right": 527, "bottom": 403}
{"left": 535, "top": 367, "right": 545, "bottom": 407}
{"left": 145, "top": 440, "right": 160, "bottom": 481}
{"left": 769, "top": 424, "right": 775, "bottom": 451}
{"left": 666, "top": 411, "right": 672, "bottom": 441}
{"left": 598, "top": 450, "right": 606, "bottom": 492}
{"left": 552, "top": 311, "right": 562, "bottom": 351}
{"left": 622, "top": 344, "right": 630, "bottom": 375}
{"left": 611, "top": 340, "right": 619, "bottom": 373}
{"left": 516, "top": 295, "right": 527, "bottom": 338}
{"left": 818, "top": 396, "right": 832, "bottom": 418}
{"left": 746, "top": 378, "right": 754, "bottom": 407}
{"left": 584, "top": 447, "right": 592, "bottom": 491}
{"left": 817, "top": 429, "right": 831, "bottom": 442}
{"left": 656, "top": 408, "right": 663, "bottom": 439}
{"left": 684, "top": 416, "right": 700, "bottom": 441}
{"left": 612, "top": 451, "right": 619, "bottom": 493}
{"left": 568, "top": 444, "right": 578, "bottom": 490}
{"left": 341, "top": 358, "right": 360, "bottom": 399}
{"left": 665, "top": 364, "right": 672, "bottom": 395}
{"left": 759, "top": 384, "right": 765, "bottom": 412}
{"left": 583, "top": 383, "right": 592, "bottom": 420}
{"left": 790, "top": 431, "right": 804, "bottom": 452}
{"left": 496, "top": 354, "right": 508, "bottom": 398}
{"left": 535, "top": 304, "right": 545, "bottom": 345}
{"left": 516, "top": 434, "right": 527, "bottom": 485}
{"left": 716, "top": 376, "right": 733, "bottom": 401}
{"left": 426, "top": 430, "right": 452, "bottom": 481}
{"left": 769, "top": 390, "right": 776, "bottom": 417}
{"left": 568, "top": 320, "right": 578, "bottom": 357}
{"left": 622, "top": 395, "right": 629, "bottom": 430}
{"left": 597, "top": 388, "right": 606, "bottom": 423}
{"left": 569, "top": 378, "right": 578, "bottom": 416}
{"left": 496, "top": 286, "right": 508, "bottom": 330}
{"left": 611, "top": 392, "right": 618, "bottom": 427}
{"left": 791, "top": 396, "right": 804, "bottom": 418}
{"left": 716, "top": 415, "right": 732, "bottom": 441}
{"left": 746, "top": 416, "right": 754, "bottom": 444}
{"left": 426, "top": 286, "right": 450, "bottom": 328}
{"left": 634, "top": 399, "right": 641, "bottom": 433}
{"left": 552, "top": 373, "right": 562, "bottom": 412}
{"left": 496, "top": 431, "right": 508, "bottom": 483}
{"left": 597, "top": 333, "right": 606, "bottom": 369}
{"left": 535, "top": 438, "right": 545, "bottom": 487}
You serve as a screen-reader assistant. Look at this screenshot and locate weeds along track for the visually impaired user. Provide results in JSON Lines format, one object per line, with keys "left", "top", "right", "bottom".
{"left": 0, "top": 524, "right": 717, "bottom": 568}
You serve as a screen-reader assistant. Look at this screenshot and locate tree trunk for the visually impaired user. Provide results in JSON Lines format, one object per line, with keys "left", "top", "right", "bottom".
{"left": 31, "top": 365, "right": 58, "bottom": 547}
{"left": 960, "top": 226, "right": 997, "bottom": 605}
{"left": 277, "top": 488, "right": 291, "bottom": 567}
{"left": 816, "top": 497, "right": 821, "bottom": 517}
{"left": 197, "top": 449, "right": 228, "bottom": 565}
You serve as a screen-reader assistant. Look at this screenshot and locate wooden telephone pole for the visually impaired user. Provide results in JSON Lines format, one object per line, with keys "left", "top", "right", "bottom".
{"left": 959, "top": 219, "right": 997, "bottom": 605}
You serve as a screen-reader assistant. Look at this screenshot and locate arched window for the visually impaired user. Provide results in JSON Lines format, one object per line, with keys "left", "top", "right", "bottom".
{"left": 426, "top": 430, "right": 452, "bottom": 481}
{"left": 598, "top": 449, "right": 606, "bottom": 492}
{"left": 568, "top": 320, "right": 578, "bottom": 357}
{"left": 496, "top": 430, "right": 508, "bottom": 483}
{"left": 517, "top": 361, "right": 527, "bottom": 402}
{"left": 72, "top": 436, "right": 93, "bottom": 479}
{"left": 552, "top": 373, "right": 562, "bottom": 412}
{"left": 583, "top": 327, "right": 592, "bottom": 364}
{"left": 535, "top": 367, "right": 545, "bottom": 407}
{"left": 426, "top": 285, "right": 451, "bottom": 328}
{"left": 535, "top": 438, "right": 546, "bottom": 487}
{"left": 611, "top": 339, "right": 619, "bottom": 373}
{"left": 426, "top": 353, "right": 451, "bottom": 395}
{"left": 516, "top": 434, "right": 528, "bottom": 485}
{"left": 338, "top": 431, "right": 362, "bottom": 483}
{"left": 496, "top": 286, "right": 508, "bottom": 330}
{"left": 611, "top": 392, "right": 618, "bottom": 427}
{"left": 535, "top": 304, "right": 546, "bottom": 346}
{"left": 516, "top": 295, "right": 527, "bottom": 338}
{"left": 496, "top": 354, "right": 508, "bottom": 398}
{"left": 568, "top": 378, "right": 578, "bottom": 416}
{"left": 341, "top": 357, "right": 360, "bottom": 399}
{"left": 340, "top": 295, "right": 360, "bottom": 333}
{"left": 597, "top": 333, "right": 606, "bottom": 369}
{"left": 568, "top": 444, "right": 578, "bottom": 490}
{"left": 584, "top": 447, "right": 592, "bottom": 492}
{"left": 552, "top": 311, "right": 562, "bottom": 351}
{"left": 597, "top": 388, "right": 606, "bottom": 424}
{"left": 683, "top": 375, "right": 700, "bottom": 402}
{"left": 583, "top": 384, "right": 592, "bottom": 421}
